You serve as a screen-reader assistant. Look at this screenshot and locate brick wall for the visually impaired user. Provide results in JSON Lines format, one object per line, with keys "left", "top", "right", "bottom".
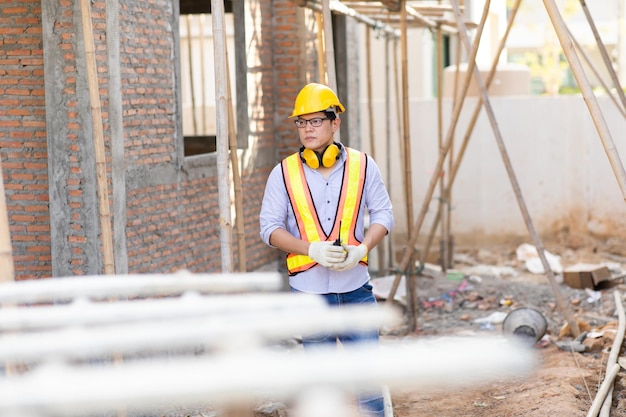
{"left": 120, "top": 0, "right": 177, "bottom": 168}
{"left": 0, "top": 0, "right": 318, "bottom": 279}
{"left": 126, "top": 179, "right": 223, "bottom": 273}
{"left": 0, "top": 1, "right": 50, "bottom": 279}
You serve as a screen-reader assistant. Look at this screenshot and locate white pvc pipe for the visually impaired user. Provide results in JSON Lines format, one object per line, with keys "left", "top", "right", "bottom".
{"left": 0, "top": 272, "right": 282, "bottom": 305}
{"left": 0, "top": 304, "right": 400, "bottom": 362}
{"left": 0, "top": 292, "right": 325, "bottom": 331}
{"left": 0, "top": 337, "right": 537, "bottom": 417}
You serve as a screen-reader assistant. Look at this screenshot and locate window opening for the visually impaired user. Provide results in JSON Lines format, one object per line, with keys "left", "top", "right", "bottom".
{"left": 179, "top": 1, "right": 236, "bottom": 156}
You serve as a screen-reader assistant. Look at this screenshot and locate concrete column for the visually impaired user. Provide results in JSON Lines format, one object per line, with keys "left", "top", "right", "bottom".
{"left": 41, "top": 0, "right": 102, "bottom": 276}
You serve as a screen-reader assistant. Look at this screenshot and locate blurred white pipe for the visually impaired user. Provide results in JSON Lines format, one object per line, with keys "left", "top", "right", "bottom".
{"left": 0, "top": 304, "right": 401, "bottom": 361}
{"left": 0, "top": 292, "right": 325, "bottom": 331}
{"left": 0, "top": 272, "right": 282, "bottom": 305}
{"left": 0, "top": 337, "right": 537, "bottom": 417}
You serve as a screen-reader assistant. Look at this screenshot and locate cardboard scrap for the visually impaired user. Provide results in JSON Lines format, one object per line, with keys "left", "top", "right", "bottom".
{"left": 562, "top": 263, "right": 612, "bottom": 290}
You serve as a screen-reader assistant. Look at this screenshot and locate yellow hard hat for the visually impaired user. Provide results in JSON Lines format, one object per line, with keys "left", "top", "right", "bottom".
{"left": 290, "top": 83, "right": 345, "bottom": 118}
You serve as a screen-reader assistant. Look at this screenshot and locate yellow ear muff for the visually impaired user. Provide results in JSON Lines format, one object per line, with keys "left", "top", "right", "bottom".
{"left": 299, "top": 143, "right": 342, "bottom": 169}
{"left": 321, "top": 143, "right": 340, "bottom": 168}
{"left": 300, "top": 147, "right": 321, "bottom": 169}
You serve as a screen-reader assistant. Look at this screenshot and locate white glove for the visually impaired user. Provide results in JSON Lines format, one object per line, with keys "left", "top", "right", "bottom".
{"left": 330, "top": 244, "right": 368, "bottom": 272}
{"left": 308, "top": 241, "right": 347, "bottom": 268}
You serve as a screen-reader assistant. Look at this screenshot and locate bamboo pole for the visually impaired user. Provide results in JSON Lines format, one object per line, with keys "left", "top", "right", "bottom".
{"left": 435, "top": 25, "right": 448, "bottom": 272}
{"left": 424, "top": 18, "right": 463, "bottom": 267}
{"left": 80, "top": 0, "right": 115, "bottom": 275}
{"left": 389, "top": 35, "right": 402, "bottom": 275}
{"left": 394, "top": 37, "right": 402, "bottom": 157}
{"left": 398, "top": 0, "right": 418, "bottom": 331}
{"left": 316, "top": 12, "right": 326, "bottom": 84}
{"left": 446, "top": 9, "right": 463, "bottom": 269}
{"left": 199, "top": 14, "right": 207, "bottom": 134}
{"left": 450, "top": 0, "right": 580, "bottom": 337}
{"left": 399, "top": 3, "right": 412, "bottom": 244}
{"left": 384, "top": 32, "right": 392, "bottom": 275}
{"left": 542, "top": 0, "right": 626, "bottom": 202}
{"left": 386, "top": 20, "right": 407, "bottom": 305}
{"left": 379, "top": 0, "right": 415, "bottom": 323}
{"left": 365, "top": 26, "right": 385, "bottom": 276}
{"left": 422, "top": 27, "right": 455, "bottom": 267}
{"left": 225, "top": 42, "right": 247, "bottom": 272}
{"left": 578, "top": 0, "right": 626, "bottom": 112}
{"left": 0, "top": 157, "right": 14, "bottom": 283}
{"left": 320, "top": 0, "right": 340, "bottom": 141}
{"left": 211, "top": 0, "right": 234, "bottom": 273}
{"left": 566, "top": 25, "right": 626, "bottom": 118}
{"left": 387, "top": 0, "right": 488, "bottom": 304}
{"left": 598, "top": 290, "right": 625, "bottom": 416}
{"left": 588, "top": 363, "right": 621, "bottom": 417}
{"left": 446, "top": 3, "right": 464, "bottom": 269}
{"left": 185, "top": 15, "right": 198, "bottom": 136}
{"left": 421, "top": 0, "right": 522, "bottom": 264}
{"left": 619, "top": 1, "right": 626, "bottom": 85}
{"left": 321, "top": 0, "right": 337, "bottom": 92}
{"left": 366, "top": 26, "right": 376, "bottom": 160}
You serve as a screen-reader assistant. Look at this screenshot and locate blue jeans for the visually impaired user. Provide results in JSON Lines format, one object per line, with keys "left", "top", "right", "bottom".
{"left": 291, "top": 284, "right": 385, "bottom": 417}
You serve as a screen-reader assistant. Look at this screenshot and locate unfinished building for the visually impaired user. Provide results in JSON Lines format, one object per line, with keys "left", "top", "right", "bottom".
{"left": 1, "top": 0, "right": 625, "bottom": 282}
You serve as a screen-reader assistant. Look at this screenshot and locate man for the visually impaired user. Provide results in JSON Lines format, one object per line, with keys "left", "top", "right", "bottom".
{"left": 259, "top": 83, "right": 394, "bottom": 417}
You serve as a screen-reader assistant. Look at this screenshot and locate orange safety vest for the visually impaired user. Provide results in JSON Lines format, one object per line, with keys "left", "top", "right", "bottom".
{"left": 282, "top": 147, "right": 368, "bottom": 276}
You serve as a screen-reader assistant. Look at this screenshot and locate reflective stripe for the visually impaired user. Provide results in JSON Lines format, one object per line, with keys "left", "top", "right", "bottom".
{"left": 282, "top": 158, "right": 323, "bottom": 243}
{"left": 282, "top": 148, "right": 367, "bottom": 275}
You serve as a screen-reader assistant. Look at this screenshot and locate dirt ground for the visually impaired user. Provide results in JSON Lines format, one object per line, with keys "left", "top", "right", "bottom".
{"left": 383, "top": 232, "right": 626, "bottom": 417}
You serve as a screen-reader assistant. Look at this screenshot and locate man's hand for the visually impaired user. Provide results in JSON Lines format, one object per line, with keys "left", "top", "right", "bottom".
{"left": 308, "top": 241, "right": 347, "bottom": 268}
{"left": 330, "top": 244, "right": 368, "bottom": 271}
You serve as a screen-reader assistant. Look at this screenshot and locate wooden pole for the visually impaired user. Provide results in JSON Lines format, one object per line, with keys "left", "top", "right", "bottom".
{"left": 80, "top": 0, "right": 115, "bottom": 275}
{"left": 0, "top": 157, "right": 14, "bottom": 283}
{"left": 212, "top": 0, "right": 234, "bottom": 273}
{"left": 543, "top": 0, "right": 626, "bottom": 202}
{"left": 450, "top": 0, "right": 580, "bottom": 337}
